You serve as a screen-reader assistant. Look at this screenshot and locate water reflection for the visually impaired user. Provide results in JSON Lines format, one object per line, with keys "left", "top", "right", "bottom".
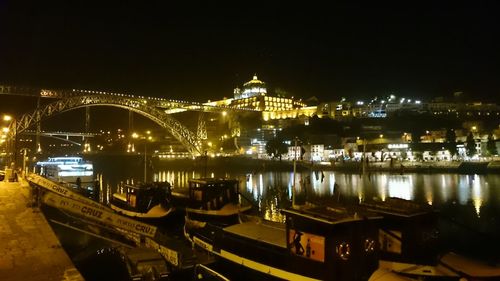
{"left": 386, "top": 174, "right": 414, "bottom": 201}
{"left": 98, "top": 168, "right": 500, "bottom": 222}
{"left": 93, "top": 161, "right": 500, "bottom": 262}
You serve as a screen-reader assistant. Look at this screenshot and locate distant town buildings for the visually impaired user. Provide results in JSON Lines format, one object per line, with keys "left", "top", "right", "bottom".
{"left": 6, "top": 75, "right": 497, "bottom": 163}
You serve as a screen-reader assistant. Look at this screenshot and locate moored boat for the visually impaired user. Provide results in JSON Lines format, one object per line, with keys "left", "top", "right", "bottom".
{"left": 355, "top": 197, "right": 450, "bottom": 278}
{"left": 172, "top": 178, "right": 252, "bottom": 226}
{"left": 110, "top": 181, "right": 175, "bottom": 219}
{"left": 185, "top": 204, "right": 383, "bottom": 281}
{"left": 36, "top": 156, "right": 96, "bottom": 197}
{"left": 350, "top": 197, "right": 500, "bottom": 280}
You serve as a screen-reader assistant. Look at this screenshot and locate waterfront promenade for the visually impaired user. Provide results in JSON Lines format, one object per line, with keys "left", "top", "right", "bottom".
{"left": 0, "top": 178, "right": 83, "bottom": 281}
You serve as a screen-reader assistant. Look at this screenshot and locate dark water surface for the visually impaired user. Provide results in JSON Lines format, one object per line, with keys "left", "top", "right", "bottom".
{"left": 89, "top": 156, "right": 500, "bottom": 264}
{"left": 47, "top": 156, "right": 500, "bottom": 280}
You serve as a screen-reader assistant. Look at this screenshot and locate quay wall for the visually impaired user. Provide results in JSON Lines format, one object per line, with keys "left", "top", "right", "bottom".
{"left": 84, "top": 154, "right": 500, "bottom": 175}
{"left": 152, "top": 157, "right": 500, "bottom": 174}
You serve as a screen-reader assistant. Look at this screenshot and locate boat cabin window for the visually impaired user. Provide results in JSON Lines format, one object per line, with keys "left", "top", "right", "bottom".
{"left": 188, "top": 180, "right": 239, "bottom": 205}
{"left": 122, "top": 182, "right": 170, "bottom": 212}
{"left": 288, "top": 228, "right": 326, "bottom": 262}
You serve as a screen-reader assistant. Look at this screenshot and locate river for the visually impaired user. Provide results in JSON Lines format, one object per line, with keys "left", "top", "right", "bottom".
{"left": 91, "top": 156, "right": 500, "bottom": 264}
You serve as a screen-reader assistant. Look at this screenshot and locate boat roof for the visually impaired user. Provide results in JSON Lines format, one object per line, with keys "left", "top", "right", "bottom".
{"left": 282, "top": 205, "right": 382, "bottom": 226}
{"left": 189, "top": 178, "right": 239, "bottom": 185}
{"left": 37, "top": 156, "right": 91, "bottom": 166}
{"left": 359, "top": 197, "right": 435, "bottom": 218}
{"left": 123, "top": 182, "right": 171, "bottom": 190}
{"left": 223, "top": 221, "right": 287, "bottom": 248}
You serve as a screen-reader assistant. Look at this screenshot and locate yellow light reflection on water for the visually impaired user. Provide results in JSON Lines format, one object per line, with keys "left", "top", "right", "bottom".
{"left": 259, "top": 174, "right": 263, "bottom": 197}
{"left": 264, "top": 202, "right": 286, "bottom": 223}
{"left": 387, "top": 175, "right": 414, "bottom": 200}
{"left": 438, "top": 174, "right": 449, "bottom": 203}
{"left": 245, "top": 174, "right": 253, "bottom": 193}
{"left": 288, "top": 172, "right": 294, "bottom": 200}
{"left": 424, "top": 178, "right": 433, "bottom": 205}
{"left": 329, "top": 174, "right": 336, "bottom": 195}
{"left": 457, "top": 175, "right": 470, "bottom": 205}
{"left": 378, "top": 174, "right": 388, "bottom": 201}
{"left": 472, "top": 174, "right": 483, "bottom": 217}
{"left": 311, "top": 171, "right": 324, "bottom": 195}
{"left": 358, "top": 188, "right": 364, "bottom": 203}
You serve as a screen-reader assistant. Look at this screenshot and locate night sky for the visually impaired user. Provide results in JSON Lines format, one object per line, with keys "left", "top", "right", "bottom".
{"left": 1, "top": 1, "right": 499, "bottom": 103}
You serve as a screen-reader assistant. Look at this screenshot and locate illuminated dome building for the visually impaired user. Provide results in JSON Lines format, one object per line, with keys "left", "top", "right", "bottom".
{"left": 234, "top": 74, "right": 267, "bottom": 99}
{"left": 230, "top": 75, "right": 306, "bottom": 116}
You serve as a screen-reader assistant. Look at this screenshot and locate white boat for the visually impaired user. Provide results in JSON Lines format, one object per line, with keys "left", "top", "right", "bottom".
{"left": 36, "top": 156, "right": 95, "bottom": 195}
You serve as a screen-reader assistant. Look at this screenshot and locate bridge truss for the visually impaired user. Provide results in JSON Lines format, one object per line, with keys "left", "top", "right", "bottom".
{"left": 9, "top": 94, "right": 203, "bottom": 156}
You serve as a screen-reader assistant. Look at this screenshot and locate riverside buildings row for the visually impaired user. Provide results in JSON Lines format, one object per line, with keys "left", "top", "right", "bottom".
{"left": 7, "top": 75, "right": 498, "bottom": 162}
{"left": 202, "top": 75, "right": 499, "bottom": 162}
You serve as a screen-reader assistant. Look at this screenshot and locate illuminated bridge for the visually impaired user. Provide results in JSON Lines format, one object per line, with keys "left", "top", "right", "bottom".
{"left": 1, "top": 85, "right": 260, "bottom": 157}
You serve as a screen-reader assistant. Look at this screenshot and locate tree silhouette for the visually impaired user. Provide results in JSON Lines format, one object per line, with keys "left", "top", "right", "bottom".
{"left": 486, "top": 134, "right": 497, "bottom": 156}
{"left": 265, "top": 137, "right": 288, "bottom": 161}
{"left": 445, "top": 128, "right": 457, "bottom": 157}
{"left": 466, "top": 132, "right": 476, "bottom": 157}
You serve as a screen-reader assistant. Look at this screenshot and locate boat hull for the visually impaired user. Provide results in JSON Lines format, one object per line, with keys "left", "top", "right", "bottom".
{"left": 110, "top": 203, "right": 175, "bottom": 219}
{"left": 185, "top": 215, "right": 379, "bottom": 281}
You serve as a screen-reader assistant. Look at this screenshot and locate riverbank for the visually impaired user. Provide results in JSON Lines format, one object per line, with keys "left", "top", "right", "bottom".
{"left": 153, "top": 157, "right": 500, "bottom": 174}
{"left": 326, "top": 160, "right": 500, "bottom": 174}
{"left": 84, "top": 154, "right": 500, "bottom": 175}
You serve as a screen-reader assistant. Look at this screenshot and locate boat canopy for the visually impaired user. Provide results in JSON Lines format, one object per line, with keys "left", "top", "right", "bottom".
{"left": 187, "top": 178, "right": 239, "bottom": 209}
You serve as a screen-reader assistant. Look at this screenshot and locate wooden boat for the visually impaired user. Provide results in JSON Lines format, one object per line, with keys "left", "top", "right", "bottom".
{"left": 354, "top": 197, "right": 500, "bottom": 280}
{"left": 110, "top": 181, "right": 175, "bottom": 219}
{"left": 172, "top": 178, "right": 252, "bottom": 226}
{"left": 184, "top": 204, "right": 383, "bottom": 281}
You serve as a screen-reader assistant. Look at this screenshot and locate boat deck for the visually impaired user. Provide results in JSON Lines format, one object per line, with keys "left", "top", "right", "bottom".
{"left": 223, "top": 221, "right": 287, "bottom": 248}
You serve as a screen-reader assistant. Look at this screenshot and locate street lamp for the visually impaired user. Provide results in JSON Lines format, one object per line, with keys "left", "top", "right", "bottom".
{"left": 132, "top": 132, "right": 153, "bottom": 182}
{"left": 2, "top": 115, "right": 17, "bottom": 168}
{"left": 20, "top": 148, "right": 29, "bottom": 176}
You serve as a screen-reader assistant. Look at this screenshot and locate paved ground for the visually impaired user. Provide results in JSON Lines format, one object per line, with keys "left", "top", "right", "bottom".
{"left": 0, "top": 179, "right": 84, "bottom": 281}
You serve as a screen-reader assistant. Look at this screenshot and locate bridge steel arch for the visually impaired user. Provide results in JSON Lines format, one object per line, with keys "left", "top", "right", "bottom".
{"left": 10, "top": 95, "right": 202, "bottom": 156}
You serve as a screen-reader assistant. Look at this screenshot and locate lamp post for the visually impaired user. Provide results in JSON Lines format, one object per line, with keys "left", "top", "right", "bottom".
{"left": 144, "top": 141, "right": 147, "bottom": 182}
{"left": 362, "top": 137, "right": 367, "bottom": 175}
{"left": 292, "top": 137, "right": 298, "bottom": 209}
{"left": 20, "top": 148, "right": 29, "bottom": 177}
{"left": 133, "top": 132, "right": 152, "bottom": 183}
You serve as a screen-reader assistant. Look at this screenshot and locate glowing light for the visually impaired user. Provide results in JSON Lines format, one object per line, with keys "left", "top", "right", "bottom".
{"left": 3, "top": 115, "right": 12, "bottom": 121}
{"left": 387, "top": 175, "right": 413, "bottom": 200}
{"left": 388, "top": 143, "right": 408, "bottom": 149}
{"left": 471, "top": 174, "right": 483, "bottom": 217}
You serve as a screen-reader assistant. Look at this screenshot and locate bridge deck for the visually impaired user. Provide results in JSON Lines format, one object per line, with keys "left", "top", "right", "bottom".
{"left": 0, "top": 178, "right": 83, "bottom": 281}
